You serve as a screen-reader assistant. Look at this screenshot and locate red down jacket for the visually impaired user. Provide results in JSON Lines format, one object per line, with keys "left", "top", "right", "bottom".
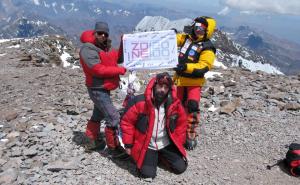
{"left": 120, "top": 77, "right": 187, "bottom": 169}
{"left": 79, "top": 30, "right": 125, "bottom": 90}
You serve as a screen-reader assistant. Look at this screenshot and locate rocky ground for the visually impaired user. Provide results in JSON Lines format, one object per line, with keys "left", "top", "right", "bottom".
{"left": 0, "top": 39, "right": 299, "bottom": 185}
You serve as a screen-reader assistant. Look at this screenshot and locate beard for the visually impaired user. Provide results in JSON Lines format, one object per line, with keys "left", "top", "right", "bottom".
{"left": 95, "top": 40, "right": 107, "bottom": 50}
{"left": 95, "top": 38, "right": 111, "bottom": 51}
{"left": 154, "top": 90, "right": 168, "bottom": 106}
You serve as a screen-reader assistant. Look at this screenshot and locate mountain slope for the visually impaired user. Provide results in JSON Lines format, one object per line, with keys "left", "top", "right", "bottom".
{"left": 0, "top": 17, "right": 66, "bottom": 38}
{"left": 221, "top": 26, "right": 300, "bottom": 75}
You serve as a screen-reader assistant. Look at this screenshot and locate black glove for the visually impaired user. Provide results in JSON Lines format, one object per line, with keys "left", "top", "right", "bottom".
{"left": 174, "top": 63, "right": 187, "bottom": 73}
{"left": 117, "top": 36, "right": 124, "bottom": 64}
{"left": 105, "top": 38, "right": 112, "bottom": 51}
{"left": 185, "top": 138, "right": 197, "bottom": 150}
{"left": 191, "top": 66, "right": 209, "bottom": 78}
{"left": 183, "top": 25, "right": 193, "bottom": 35}
{"left": 171, "top": 28, "right": 178, "bottom": 33}
{"left": 99, "top": 38, "right": 112, "bottom": 51}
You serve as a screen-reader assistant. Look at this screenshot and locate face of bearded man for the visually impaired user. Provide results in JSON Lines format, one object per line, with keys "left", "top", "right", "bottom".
{"left": 153, "top": 83, "right": 169, "bottom": 106}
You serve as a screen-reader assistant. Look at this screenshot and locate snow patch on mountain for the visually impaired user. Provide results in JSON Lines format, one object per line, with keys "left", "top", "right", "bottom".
{"left": 230, "top": 54, "right": 283, "bottom": 74}
{"left": 60, "top": 51, "right": 78, "bottom": 69}
{"left": 52, "top": 2, "right": 58, "bottom": 14}
{"left": 7, "top": 44, "right": 20, "bottom": 49}
{"left": 0, "top": 39, "right": 11, "bottom": 43}
{"left": 29, "top": 20, "right": 47, "bottom": 26}
{"left": 208, "top": 105, "right": 218, "bottom": 112}
{"left": 214, "top": 59, "right": 228, "bottom": 69}
{"left": 32, "top": 0, "right": 40, "bottom": 6}
{"left": 0, "top": 35, "right": 78, "bottom": 68}
{"left": 135, "top": 16, "right": 192, "bottom": 32}
{"left": 60, "top": 51, "right": 71, "bottom": 67}
{"left": 94, "top": 8, "right": 102, "bottom": 14}
{"left": 43, "top": 1, "right": 50, "bottom": 8}
{"left": 53, "top": 40, "right": 77, "bottom": 68}
{"left": 122, "top": 10, "right": 131, "bottom": 16}
{"left": 0, "top": 38, "right": 31, "bottom": 43}
{"left": 205, "top": 71, "right": 223, "bottom": 79}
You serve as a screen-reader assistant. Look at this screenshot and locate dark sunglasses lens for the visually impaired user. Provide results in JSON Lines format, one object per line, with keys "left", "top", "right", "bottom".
{"left": 97, "top": 32, "right": 108, "bottom": 37}
{"left": 194, "top": 26, "right": 205, "bottom": 35}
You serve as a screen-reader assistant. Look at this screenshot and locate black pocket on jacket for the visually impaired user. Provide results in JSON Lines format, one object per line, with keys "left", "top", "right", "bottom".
{"left": 169, "top": 114, "right": 178, "bottom": 133}
{"left": 136, "top": 113, "right": 148, "bottom": 133}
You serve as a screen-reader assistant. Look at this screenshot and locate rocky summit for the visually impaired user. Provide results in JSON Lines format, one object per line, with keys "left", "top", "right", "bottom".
{"left": 0, "top": 38, "right": 299, "bottom": 185}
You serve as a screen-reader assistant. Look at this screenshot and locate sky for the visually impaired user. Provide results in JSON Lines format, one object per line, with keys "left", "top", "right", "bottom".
{"left": 134, "top": 0, "right": 300, "bottom": 16}
{"left": 219, "top": 0, "right": 300, "bottom": 15}
{"left": 113, "top": 0, "right": 300, "bottom": 44}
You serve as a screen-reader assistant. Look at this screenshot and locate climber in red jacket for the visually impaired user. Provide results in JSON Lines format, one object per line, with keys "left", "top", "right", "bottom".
{"left": 121, "top": 72, "right": 188, "bottom": 178}
{"left": 79, "top": 21, "right": 127, "bottom": 159}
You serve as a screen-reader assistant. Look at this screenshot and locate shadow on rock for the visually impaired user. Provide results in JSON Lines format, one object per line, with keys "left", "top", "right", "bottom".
{"left": 98, "top": 148, "right": 139, "bottom": 177}
{"left": 72, "top": 131, "right": 89, "bottom": 146}
{"left": 266, "top": 159, "right": 294, "bottom": 177}
{"left": 72, "top": 131, "right": 138, "bottom": 177}
{"left": 277, "top": 160, "right": 296, "bottom": 177}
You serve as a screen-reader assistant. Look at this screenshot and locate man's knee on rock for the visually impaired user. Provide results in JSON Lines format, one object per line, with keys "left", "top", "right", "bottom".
{"left": 172, "top": 159, "right": 187, "bottom": 174}
{"left": 140, "top": 166, "right": 157, "bottom": 178}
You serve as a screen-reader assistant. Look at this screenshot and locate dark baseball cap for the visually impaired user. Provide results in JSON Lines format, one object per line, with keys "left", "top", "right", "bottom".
{"left": 94, "top": 21, "right": 109, "bottom": 34}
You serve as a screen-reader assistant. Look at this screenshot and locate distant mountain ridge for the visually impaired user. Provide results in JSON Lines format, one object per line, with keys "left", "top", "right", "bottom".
{"left": 0, "top": 17, "right": 66, "bottom": 38}
{"left": 0, "top": 0, "right": 187, "bottom": 46}
{"left": 0, "top": 0, "right": 139, "bottom": 45}
{"left": 221, "top": 26, "right": 300, "bottom": 75}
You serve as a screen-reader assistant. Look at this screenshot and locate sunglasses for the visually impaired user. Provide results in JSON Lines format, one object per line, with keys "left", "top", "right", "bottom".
{"left": 194, "top": 26, "right": 206, "bottom": 35}
{"left": 194, "top": 23, "right": 206, "bottom": 35}
{"left": 96, "top": 31, "right": 109, "bottom": 38}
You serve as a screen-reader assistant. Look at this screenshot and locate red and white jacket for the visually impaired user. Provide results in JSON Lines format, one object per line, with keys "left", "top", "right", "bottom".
{"left": 79, "top": 30, "right": 125, "bottom": 90}
{"left": 120, "top": 77, "right": 188, "bottom": 169}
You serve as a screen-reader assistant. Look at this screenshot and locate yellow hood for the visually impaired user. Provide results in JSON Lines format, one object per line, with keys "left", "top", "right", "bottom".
{"left": 204, "top": 16, "right": 216, "bottom": 39}
{"left": 192, "top": 16, "right": 216, "bottom": 42}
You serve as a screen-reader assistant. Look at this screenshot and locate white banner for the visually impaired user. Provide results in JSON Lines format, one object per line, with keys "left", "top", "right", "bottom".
{"left": 123, "top": 30, "right": 178, "bottom": 70}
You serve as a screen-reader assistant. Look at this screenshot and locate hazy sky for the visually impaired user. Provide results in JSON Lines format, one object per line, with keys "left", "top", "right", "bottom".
{"left": 219, "top": 0, "right": 300, "bottom": 15}
{"left": 122, "top": 0, "right": 300, "bottom": 16}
